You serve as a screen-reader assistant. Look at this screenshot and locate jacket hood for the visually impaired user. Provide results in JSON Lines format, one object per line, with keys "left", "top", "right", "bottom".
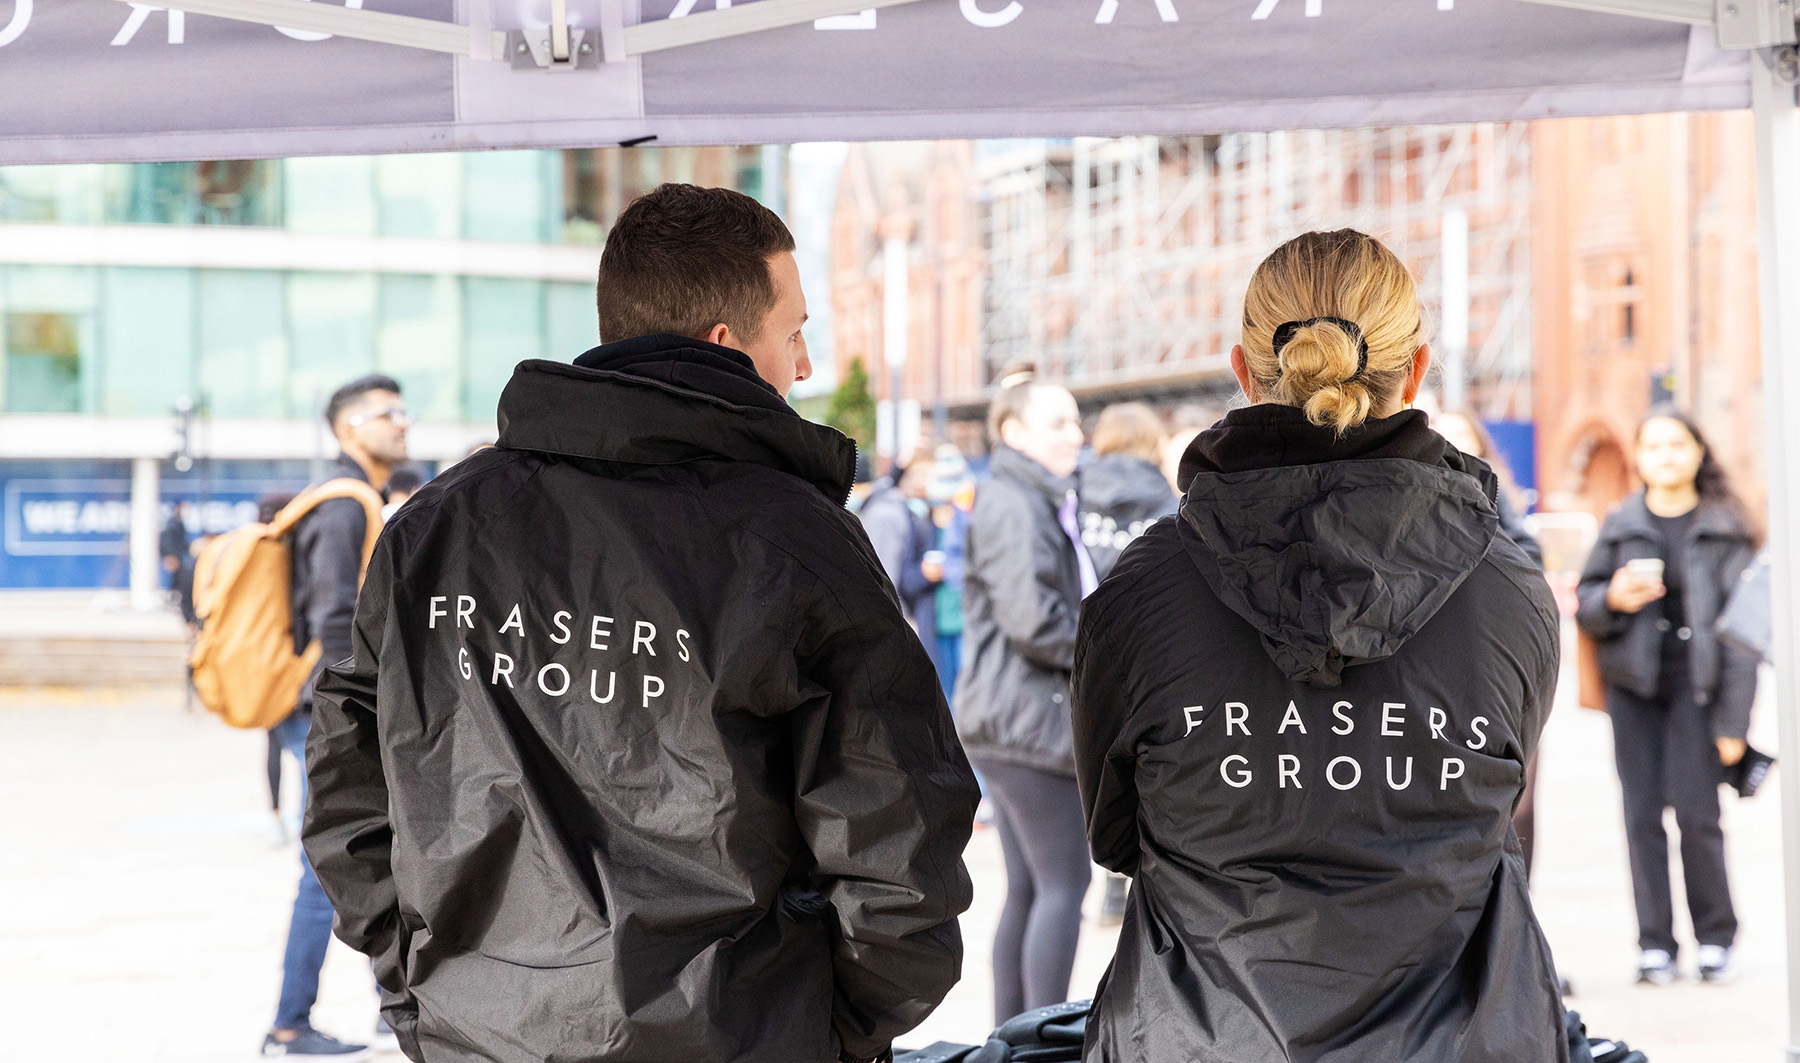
{"left": 1079, "top": 453, "right": 1173, "bottom": 514}
{"left": 1179, "top": 404, "right": 1500, "bottom": 686}
{"left": 496, "top": 334, "right": 855, "bottom": 502}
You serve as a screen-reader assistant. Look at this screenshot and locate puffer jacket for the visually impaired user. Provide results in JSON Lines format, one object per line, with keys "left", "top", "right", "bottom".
{"left": 304, "top": 334, "right": 980, "bottom": 1063}
{"left": 954, "top": 444, "right": 1087, "bottom": 776}
{"left": 1575, "top": 491, "right": 1758, "bottom": 736}
{"left": 1072, "top": 404, "right": 1566, "bottom": 1062}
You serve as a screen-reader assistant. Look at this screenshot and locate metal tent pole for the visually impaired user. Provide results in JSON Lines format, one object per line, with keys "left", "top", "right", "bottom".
{"left": 1749, "top": 41, "right": 1800, "bottom": 1063}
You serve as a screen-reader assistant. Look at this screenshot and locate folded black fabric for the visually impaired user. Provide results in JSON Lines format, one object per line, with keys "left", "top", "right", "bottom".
{"left": 1729, "top": 743, "right": 1777, "bottom": 798}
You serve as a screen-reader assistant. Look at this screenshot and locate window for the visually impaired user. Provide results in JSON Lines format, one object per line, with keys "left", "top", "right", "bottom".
{"left": 284, "top": 157, "right": 377, "bottom": 237}
{"left": 377, "top": 155, "right": 462, "bottom": 240}
{"left": 464, "top": 153, "right": 551, "bottom": 243}
{"left": 288, "top": 273, "right": 377, "bottom": 420}
{"left": 2, "top": 265, "right": 98, "bottom": 413}
{"left": 4, "top": 312, "right": 83, "bottom": 413}
{"left": 198, "top": 271, "right": 288, "bottom": 420}
{"left": 379, "top": 274, "right": 462, "bottom": 422}
{"left": 463, "top": 278, "right": 543, "bottom": 426}
{"left": 0, "top": 165, "right": 106, "bottom": 224}
{"left": 99, "top": 267, "right": 195, "bottom": 416}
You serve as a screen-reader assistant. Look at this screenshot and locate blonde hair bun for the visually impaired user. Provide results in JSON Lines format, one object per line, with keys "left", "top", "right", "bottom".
{"left": 1240, "top": 230, "right": 1423, "bottom": 434}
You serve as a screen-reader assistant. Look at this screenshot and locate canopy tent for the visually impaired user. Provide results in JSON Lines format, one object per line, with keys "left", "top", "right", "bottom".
{"left": 4, "top": 0, "right": 1798, "bottom": 1056}
{"left": 0, "top": 0, "right": 1772, "bottom": 161}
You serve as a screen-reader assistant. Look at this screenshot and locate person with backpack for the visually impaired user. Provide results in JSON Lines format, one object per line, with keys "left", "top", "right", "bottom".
{"left": 1072, "top": 230, "right": 1566, "bottom": 1061}
{"left": 303, "top": 185, "right": 979, "bottom": 1063}
{"left": 263, "top": 373, "right": 410, "bottom": 1060}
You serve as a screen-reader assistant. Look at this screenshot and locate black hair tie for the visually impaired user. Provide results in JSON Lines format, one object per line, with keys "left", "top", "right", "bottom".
{"left": 1273, "top": 316, "right": 1368, "bottom": 380}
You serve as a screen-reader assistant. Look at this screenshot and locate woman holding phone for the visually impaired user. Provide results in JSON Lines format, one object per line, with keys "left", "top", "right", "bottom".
{"left": 1576, "top": 409, "right": 1760, "bottom": 986}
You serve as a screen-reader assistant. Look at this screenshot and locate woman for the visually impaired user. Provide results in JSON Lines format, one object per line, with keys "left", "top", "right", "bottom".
{"left": 1435, "top": 410, "right": 1548, "bottom": 874}
{"left": 1079, "top": 402, "right": 1179, "bottom": 581}
{"left": 1576, "top": 409, "right": 1758, "bottom": 986}
{"left": 1072, "top": 230, "right": 1565, "bottom": 1061}
{"left": 955, "top": 366, "right": 1095, "bottom": 1024}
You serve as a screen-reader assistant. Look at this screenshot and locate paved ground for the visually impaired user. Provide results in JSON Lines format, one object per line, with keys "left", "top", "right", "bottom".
{"left": 0, "top": 657, "right": 1789, "bottom": 1062}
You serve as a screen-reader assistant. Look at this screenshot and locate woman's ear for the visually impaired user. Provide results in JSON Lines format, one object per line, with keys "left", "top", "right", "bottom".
{"left": 1230, "top": 345, "right": 1260, "bottom": 403}
{"left": 1404, "top": 343, "right": 1432, "bottom": 405}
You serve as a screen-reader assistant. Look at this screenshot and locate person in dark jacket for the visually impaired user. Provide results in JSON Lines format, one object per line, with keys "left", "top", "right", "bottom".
{"left": 954, "top": 367, "right": 1096, "bottom": 1024}
{"left": 304, "top": 184, "right": 978, "bottom": 1063}
{"left": 1079, "top": 402, "right": 1177, "bottom": 582}
{"left": 1073, "top": 229, "right": 1566, "bottom": 1063}
{"left": 1576, "top": 407, "right": 1758, "bottom": 987}
{"left": 267, "top": 373, "right": 410, "bottom": 1061}
{"left": 1435, "top": 409, "right": 1551, "bottom": 874}
{"left": 860, "top": 450, "right": 944, "bottom": 673}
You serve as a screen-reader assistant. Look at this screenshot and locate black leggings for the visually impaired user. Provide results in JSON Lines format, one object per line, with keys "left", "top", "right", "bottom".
{"left": 973, "top": 758, "right": 1092, "bottom": 1024}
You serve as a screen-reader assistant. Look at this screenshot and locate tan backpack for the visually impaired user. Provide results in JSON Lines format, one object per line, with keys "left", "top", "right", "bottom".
{"left": 189, "top": 478, "right": 386, "bottom": 730}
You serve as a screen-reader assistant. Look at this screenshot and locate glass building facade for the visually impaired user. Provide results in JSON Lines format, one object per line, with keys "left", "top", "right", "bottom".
{"left": 0, "top": 147, "right": 772, "bottom": 425}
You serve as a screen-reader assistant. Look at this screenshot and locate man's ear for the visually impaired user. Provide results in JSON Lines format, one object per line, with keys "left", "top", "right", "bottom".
{"left": 706, "top": 323, "right": 733, "bottom": 349}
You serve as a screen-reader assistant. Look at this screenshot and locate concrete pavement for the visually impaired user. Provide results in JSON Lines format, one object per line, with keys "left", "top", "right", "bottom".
{"left": 0, "top": 670, "right": 1787, "bottom": 1062}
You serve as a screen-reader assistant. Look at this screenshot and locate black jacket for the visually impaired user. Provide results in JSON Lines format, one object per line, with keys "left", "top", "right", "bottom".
{"left": 304, "top": 335, "right": 979, "bottom": 1063}
{"left": 1077, "top": 454, "right": 1177, "bottom": 581}
{"left": 291, "top": 454, "right": 378, "bottom": 711}
{"left": 1073, "top": 405, "right": 1565, "bottom": 1063}
{"left": 953, "top": 445, "right": 1086, "bottom": 776}
{"left": 1575, "top": 492, "right": 1758, "bottom": 736}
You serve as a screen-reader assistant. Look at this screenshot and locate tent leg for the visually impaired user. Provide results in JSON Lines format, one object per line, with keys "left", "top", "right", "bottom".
{"left": 1751, "top": 43, "right": 1800, "bottom": 1063}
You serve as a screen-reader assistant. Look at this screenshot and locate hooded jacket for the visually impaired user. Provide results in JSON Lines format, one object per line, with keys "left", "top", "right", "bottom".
{"left": 304, "top": 335, "right": 980, "bottom": 1063}
{"left": 1077, "top": 453, "right": 1178, "bottom": 582}
{"left": 954, "top": 444, "right": 1087, "bottom": 776}
{"left": 1575, "top": 492, "right": 1758, "bottom": 737}
{"left": 1072, "top": 405, "right": 1565, "bottom": 1063}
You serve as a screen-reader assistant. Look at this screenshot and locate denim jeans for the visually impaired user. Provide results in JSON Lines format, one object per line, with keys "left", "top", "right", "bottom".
{"left": 271, "top": 711, "right": 336, "bottom": 1031}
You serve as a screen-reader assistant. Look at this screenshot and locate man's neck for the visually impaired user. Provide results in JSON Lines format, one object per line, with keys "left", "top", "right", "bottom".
{"left": 341, "top": 449, "right": 392, "bottom": 492}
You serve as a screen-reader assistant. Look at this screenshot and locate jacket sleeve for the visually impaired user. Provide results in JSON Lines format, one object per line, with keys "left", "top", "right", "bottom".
{"left": 788, "top": 552, "right": 980, "bottom": 1062}
{"left": 973, "top": 485, "right": 1081, "bottom": 671}
{"left": 302, "top": 541, "right": 408, "bottom": 1005}
{"left": 1711, "top": 540, "right": 1761, "bottom": 739}
{"left": 299, "top": 496, "right": 370, "bottom": 700}
{"left": 1576, "top": 522, "right": 1627, "bottom": 639}
{"left": 1072, "top": 594, "right": 1140, "bottom": 875}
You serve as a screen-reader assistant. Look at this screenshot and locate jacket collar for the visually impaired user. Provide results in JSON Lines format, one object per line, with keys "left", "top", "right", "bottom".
{"left": 331, "top": 453, "right": 374, "bottom": 488}
{"left": 988, "top": 444, "right": 1076, "bottom": 504}
{"left": 496, "top": 334, "right": 855, "bottom": 503}
{"left": 1606, "top": 491, "right": 1749, "bottom": 541}
{"left": 1181, "top": 403, "right": 1500, "bottom": 503}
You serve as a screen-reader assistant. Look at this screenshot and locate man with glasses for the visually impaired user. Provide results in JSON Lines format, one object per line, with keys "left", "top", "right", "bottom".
{"left": 262, "top": 374, "right": 411, "bottom": 1061}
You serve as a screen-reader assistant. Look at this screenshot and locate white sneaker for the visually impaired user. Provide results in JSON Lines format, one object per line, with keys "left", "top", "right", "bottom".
{"left": 1636, "top": 949, "right": 1677, "bottom": 985}
{"left": 1697, "top": 944, "right": 1737, "bottom": 984}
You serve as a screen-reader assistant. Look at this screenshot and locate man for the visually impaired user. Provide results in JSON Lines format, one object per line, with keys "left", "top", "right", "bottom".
{"left": 265, "top": 373, "right": 411, "bottom": 1061}
{"left": 305, "top": 184, "right": 979, "bottom": 1063}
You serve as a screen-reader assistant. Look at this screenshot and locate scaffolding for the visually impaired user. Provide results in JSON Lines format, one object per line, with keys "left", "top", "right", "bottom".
{"left": 974, "top": 124, "right": 1534, "bottom": 419}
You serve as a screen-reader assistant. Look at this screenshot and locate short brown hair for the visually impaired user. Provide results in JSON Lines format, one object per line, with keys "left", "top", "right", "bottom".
{"left": 1092, "top": 402, "right": 1164, "bottom": 463}
{"left": 596, "top": 184, "right": 796, "bottom": 344}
